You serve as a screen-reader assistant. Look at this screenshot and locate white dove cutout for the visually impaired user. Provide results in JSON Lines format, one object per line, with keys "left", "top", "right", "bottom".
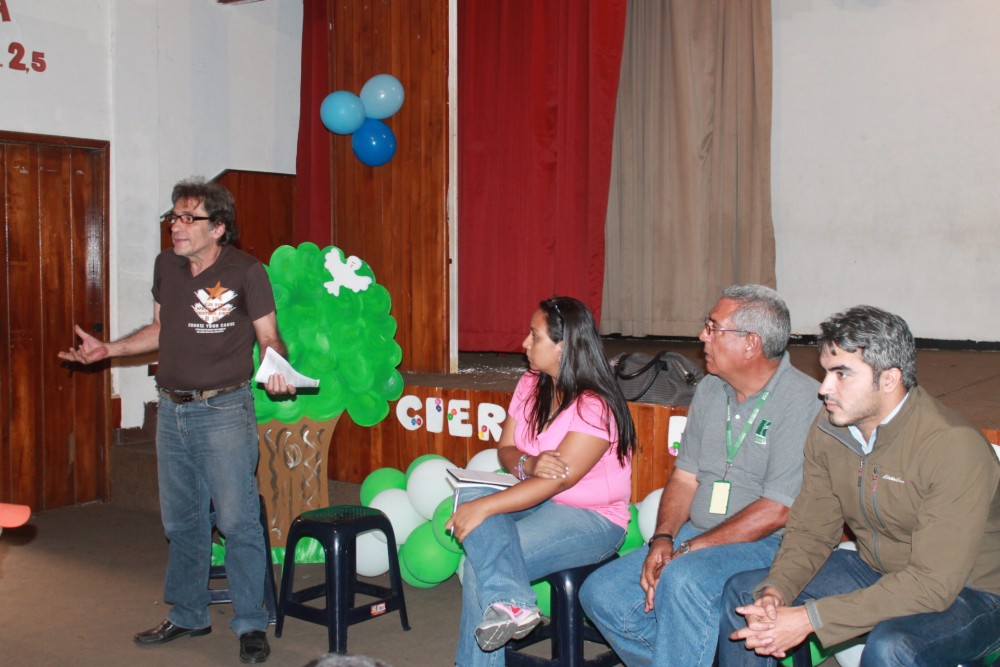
{"left": 324, "top": 249, "right": 373, "bottom": 296}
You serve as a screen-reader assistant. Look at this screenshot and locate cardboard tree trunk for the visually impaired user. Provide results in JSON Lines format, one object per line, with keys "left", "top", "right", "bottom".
{"left": 256, "top": 416, "right": 339, "bottom": 548}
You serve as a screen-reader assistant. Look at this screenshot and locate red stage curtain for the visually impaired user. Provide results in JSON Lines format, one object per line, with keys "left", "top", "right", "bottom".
{"left": 294, "top": 0, "right": 333, "bottom": 246}
{"left": 458, "top": 1, "right": 626, "bottom": 352}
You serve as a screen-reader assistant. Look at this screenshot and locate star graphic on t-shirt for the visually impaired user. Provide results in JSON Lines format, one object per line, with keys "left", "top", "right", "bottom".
{"left": 206, "top": 281, "right": 229, "bottom": 300}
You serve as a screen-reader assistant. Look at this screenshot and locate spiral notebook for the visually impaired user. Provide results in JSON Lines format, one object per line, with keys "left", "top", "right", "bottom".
{"left": 445, "top": 468, "right": 518, "bottom": 490}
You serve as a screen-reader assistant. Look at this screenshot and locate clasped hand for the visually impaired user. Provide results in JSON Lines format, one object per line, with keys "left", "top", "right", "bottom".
{"left": 729, "top": 592, "right": 812, "bottom": 658}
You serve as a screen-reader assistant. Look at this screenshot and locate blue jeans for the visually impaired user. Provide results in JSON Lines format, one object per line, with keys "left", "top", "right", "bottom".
{"left": 579, "top": 522, "right": 782, "bottom": 667}
{"left": 455, "top": 486, "right": 625, "bottom": 667}
{"left": 718, "top": 549, "right": 1000, "bottom": 667}
{"left": 156, "top": 386, "right": 268, "bottom": 636}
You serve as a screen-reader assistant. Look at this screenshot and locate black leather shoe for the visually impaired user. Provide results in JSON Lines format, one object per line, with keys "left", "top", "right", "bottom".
{"left": 239, "top": 630, "right": 270, "bottom": 664}
{"left": 133, "top": 619, "right": 212, "bottom": 646}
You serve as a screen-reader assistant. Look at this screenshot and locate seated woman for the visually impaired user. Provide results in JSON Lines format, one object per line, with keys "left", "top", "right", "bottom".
{"left": 448, "top": 296, "right": 636, "bottom": 667}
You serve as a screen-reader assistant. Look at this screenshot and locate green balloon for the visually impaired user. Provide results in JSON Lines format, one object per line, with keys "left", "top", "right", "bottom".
{"left": 360, "top": 467, "right": 407, "bottom": 507}
{"left": 430, "top": 496, "right": 463, "bottom": 554}
{"left": 398, "top": 544, "right": 438, "bottom": 588}
{"left": 253, "top": 243, "right": 404, "bottom": 425}
{"left": 293, "top": 536, "right": 326, "bottom": 563}
{"left": 530, "top": 579, "right": 552, "bottom": 617}
{"left": 619, "top": 504, "right": 644, "bottom": 556}
{"left": 399, "top": 522, "right": 460, "bottom": 584}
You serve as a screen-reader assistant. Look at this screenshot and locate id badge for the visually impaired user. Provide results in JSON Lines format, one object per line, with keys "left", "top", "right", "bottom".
{"left": 709, "top": 480, "right": 732, "bottom": 515}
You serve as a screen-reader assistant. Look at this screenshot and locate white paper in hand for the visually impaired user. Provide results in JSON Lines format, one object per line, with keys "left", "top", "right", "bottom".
{"left": 254, "top": 347, "right": 320, "bottom": 388}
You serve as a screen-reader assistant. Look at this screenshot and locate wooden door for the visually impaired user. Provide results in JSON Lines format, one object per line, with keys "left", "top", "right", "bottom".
{"left": 0, "top": 132, "right": 110, "bottom": 510}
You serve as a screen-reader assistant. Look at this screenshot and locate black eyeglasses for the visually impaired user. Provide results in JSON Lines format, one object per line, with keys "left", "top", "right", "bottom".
{"left": 161, "top": 213, "right": 212, "bottom": 225}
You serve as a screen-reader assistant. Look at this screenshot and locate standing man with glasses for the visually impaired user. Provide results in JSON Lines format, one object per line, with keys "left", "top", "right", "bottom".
{"left": 58, "top": 177, "right": 292, "bottom": 664}
{"left": 580, "top": 284, "right": 820, "bottom": 666}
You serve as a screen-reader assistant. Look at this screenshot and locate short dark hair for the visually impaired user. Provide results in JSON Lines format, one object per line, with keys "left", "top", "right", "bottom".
{"left": 171, "top": 176, "right": 238, "bottom": 245}
{"left": 818, "top": 305, "right": 918, "bottom": 389}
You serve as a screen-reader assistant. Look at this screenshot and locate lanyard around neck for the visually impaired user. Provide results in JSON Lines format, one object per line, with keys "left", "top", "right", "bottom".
{"left": 724, "top": 391, "right": 770, "bottom": 479}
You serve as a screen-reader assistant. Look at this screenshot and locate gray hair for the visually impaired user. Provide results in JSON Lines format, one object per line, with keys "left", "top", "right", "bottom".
{"left": 303, "top": 655, "right": 393, "bottom": 667}
{"left": 818, "top": 305, "right": 918, "bottom": 389}
{"left": 721, "top": 284, "right": 791, "bottom": 360}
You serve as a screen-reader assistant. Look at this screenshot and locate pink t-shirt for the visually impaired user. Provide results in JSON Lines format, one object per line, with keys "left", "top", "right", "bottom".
{"left": 509, "top": 373, "right": 632, "bottom": 528}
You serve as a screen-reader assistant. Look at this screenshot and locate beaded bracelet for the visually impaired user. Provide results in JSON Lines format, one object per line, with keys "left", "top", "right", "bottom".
{"left": 515, "top": 454, "right": 529, "bottom": 481}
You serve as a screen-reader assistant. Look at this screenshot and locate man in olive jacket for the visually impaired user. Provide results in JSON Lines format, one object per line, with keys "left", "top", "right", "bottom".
{"left": 718, "top": 305, "right": 1000, "bottom": 666}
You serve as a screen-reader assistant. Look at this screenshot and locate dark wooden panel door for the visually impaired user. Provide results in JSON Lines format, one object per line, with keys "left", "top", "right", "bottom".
{"left": 0, "top": 133, "right": 110, "bottom": 510}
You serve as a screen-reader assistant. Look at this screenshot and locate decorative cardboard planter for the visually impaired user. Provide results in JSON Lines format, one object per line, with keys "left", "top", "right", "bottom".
{"left": 256, "top": 416, "right": 339, "bottom": 548}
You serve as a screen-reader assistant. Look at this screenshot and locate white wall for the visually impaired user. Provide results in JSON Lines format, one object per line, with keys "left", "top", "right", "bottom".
{"left": 5, "top": 0, "right": 998, "bottom": 425}
{"left": 1, "top": 0, "right": 302, "bottom": 427}
{"left": 772, "top": 0, "right": 1000, "bottom": 340}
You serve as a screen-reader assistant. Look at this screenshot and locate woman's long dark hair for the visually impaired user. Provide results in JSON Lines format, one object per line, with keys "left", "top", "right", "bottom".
{"left": 526, "top": 296, "right": 636, "bottom": 466}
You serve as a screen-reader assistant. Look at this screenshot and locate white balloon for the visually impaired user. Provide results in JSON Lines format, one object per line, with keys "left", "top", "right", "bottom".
{"left": 356, "top": 530, "right": 390, "bottom": 577}
{"left": 369, "top": 488, "right": 425, "bottom": 545}
{"left": 456, "top": 554, "right": 467, "bottom": 586}
{"left": 406, "top": 458, "right": 456, "bottom": 520}
{"left": 466, "top": 448, "right": 501, "bottom": 472}
{"left": 637, "top": 487, "right": 664, "bottom": 542}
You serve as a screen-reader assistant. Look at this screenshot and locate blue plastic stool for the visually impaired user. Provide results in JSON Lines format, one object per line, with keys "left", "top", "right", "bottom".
{"left": 505, "top": 556, "right": 622, "bottom": 667}
{"left": 275, "top": 505, "right": 410, "bottom": 654}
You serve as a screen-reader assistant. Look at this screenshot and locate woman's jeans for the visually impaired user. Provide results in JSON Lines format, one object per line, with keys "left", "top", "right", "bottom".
{"left": 579, "top": 522, "right": 782, "bottom": 667}
{"left": 718, "top": 549, "right": 1000, "bottom": 667}
{"left": 156, "top": 386, "right": 269, "bottom": 636}
{"left": 454, "top": 486, "right": 625, "bottom": 667}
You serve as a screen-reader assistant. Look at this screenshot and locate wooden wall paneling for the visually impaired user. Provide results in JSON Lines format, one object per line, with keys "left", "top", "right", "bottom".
{"left": 628, "top": 403, "right": 655, "bottom": 501}
{"left": 216, "top": 170, "right": 296, "bottom": 263}
{"left": 0, "top": 144, "right": 7, "bottom": 502}
{"left": 327, "top": 385, "right": 682, "bottom": 501}
{"left": 5, "top": 143, "right": 42, "bottom": 505}
{"left": 329, "top": 0, "right": 450, "bottom": 374}
{"left": 38, "top": 146, "right": 75, "bottom": 508}
{"left": 626, "top": 403, "right": 683, "bottom": 502}
{"left": 69, "top": 147, "right": 109, "bottom": 502}
{"left": 0, "top": 133, "right": 109, "bottom": 510}
{"left": 0, "top": 146, "right": 9, "bottom": 501}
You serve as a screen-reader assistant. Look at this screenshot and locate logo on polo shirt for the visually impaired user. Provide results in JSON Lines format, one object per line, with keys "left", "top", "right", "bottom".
{"left": 755, "top": 419, "right": 772, "bottom": 445}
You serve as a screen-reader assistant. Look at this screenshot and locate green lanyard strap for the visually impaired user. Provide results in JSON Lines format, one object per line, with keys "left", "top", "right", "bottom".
{"left": 724, "top": 391, "right": 769, "bottom": 479}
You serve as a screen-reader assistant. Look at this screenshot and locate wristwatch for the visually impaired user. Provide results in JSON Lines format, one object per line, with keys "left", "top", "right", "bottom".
{"left": 676, "top": 540, "right": 692, "bottom": 555}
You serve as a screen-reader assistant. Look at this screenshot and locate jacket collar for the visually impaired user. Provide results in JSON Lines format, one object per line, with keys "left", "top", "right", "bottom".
{"left": 817, "top": 385, "right": 924, "bottom": 454}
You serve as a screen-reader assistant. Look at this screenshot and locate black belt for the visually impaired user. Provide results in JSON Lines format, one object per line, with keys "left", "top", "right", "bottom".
{"left": 157, "top": 381, "right": 249, "bottom": 404}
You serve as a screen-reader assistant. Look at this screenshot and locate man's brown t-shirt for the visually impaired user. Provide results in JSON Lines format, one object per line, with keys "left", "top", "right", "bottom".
{"left": 152, "top": 245, "right": 276, "bottom": 391}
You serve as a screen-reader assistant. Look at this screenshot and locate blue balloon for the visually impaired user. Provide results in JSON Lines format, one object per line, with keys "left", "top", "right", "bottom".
{"left": 352, "top": 118, "right": 397, "bottom": 167}
{"left": 360, "top": 74, "right": 405, "bottom": 120}
{"left": 320, "top": 91, "right": 366, "bottom": 135}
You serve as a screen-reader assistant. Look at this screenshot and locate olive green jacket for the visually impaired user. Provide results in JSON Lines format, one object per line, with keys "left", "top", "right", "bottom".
{"left": 759, "top": 386, "right": 1000, "bottom": 647}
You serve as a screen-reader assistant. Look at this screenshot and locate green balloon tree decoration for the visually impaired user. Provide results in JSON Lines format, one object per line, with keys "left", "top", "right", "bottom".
{"left": 251, "top": 243, "right": 404, "bottom": 426}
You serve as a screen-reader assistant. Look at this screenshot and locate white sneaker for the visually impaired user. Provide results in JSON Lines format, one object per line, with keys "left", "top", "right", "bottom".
{"left": 474, "top": 602, "right": 542, "bottom": 651}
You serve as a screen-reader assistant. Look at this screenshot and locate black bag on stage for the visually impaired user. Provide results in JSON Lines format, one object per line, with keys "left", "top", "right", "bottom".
{"left": 612, "top": 351, "right": 704, "bottom": 406}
